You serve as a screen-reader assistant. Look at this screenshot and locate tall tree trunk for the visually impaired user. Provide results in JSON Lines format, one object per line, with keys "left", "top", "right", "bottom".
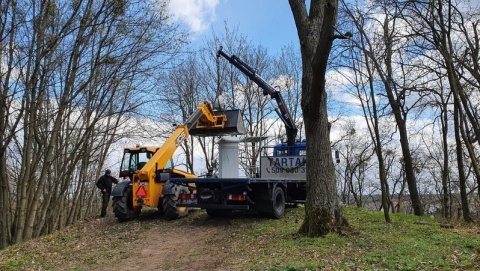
{"left": 342, "top": 0, "right": 393, "bottom": 222}
{"left": 453, "top": 97, "right": 473, "bottom": 223}
{"left": 440, "top": 101, "right": 450, "bottom": 219}
{"left": 362, "top": 33, "right": 391, "bottom": 222}
{"left": 0, "top": 0, "right": 15, "bottom": 250}
{"left": 381, "top": 12, "right": 423, "bottom": 216}
{"left": 0, "top": 159, "right": 11, "bottom": 249}
{"left": 460, "top": 120, "right": 480, "bottom": 201}
{"left": 290, "top": 0, "right": 348, "bottom": 236}
{"left": 369, "top": 73, "right": 391, "bottom": 222}
{"left": 14, "top": 96, "right": 36, "bottom": 243}
{"left": 395, "top": 120, "right": 423, "bottom": 215}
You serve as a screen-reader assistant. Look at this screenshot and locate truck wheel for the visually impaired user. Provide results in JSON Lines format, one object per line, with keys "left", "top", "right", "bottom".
{"left": 269, "top": 186, "right": 285, "bottom": 219}
{"left": 162, "top": 188, "right": 189, "bottom": 220}
{"left": 113, "top": 186, "right": 141, "bottom": 222}
{"left": 206, "top": 209, "right": 232, "bottom": 217}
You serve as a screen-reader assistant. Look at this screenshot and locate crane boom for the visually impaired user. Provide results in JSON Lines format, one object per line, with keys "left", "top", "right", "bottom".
{"left": 217, "top": 47, "right": 298, "bottom": 146}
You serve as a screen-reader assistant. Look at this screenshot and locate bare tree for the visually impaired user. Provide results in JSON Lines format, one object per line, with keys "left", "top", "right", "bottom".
{"left": 402, "top": 0, "right": 477, "bottom": 222}
{"left": 348, "top": 0, "right": 425, "bottom": 215}
{"left": 157, "top": 55, "right": 206, "bottom": 173}
{"left": 200, "top": 25, "right": 280, "bottom": 177}
{"left": 289, "top": 0, "right": 349, "bottom": 236}
{"left": 0, "top": 0, "right": 186, "bottom": 248}
{"left": 336, "top": 122, "right": 375, "bottom": 208}
{"left": 273, "top": 44, "right": 304, "bottom": 131}
{"left": 0, "top": 0, "right": 23, "bottom": 249}
{"left": 336, "top": 1, "right": 396, "bottom": 221}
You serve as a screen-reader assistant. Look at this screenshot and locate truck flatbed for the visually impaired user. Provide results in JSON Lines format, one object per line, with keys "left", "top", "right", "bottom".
{"left": 169, "top": 177, "right": 306, "bottom": 184}
{"left": 169, "top": 177, "right": 306, "bottom": 213}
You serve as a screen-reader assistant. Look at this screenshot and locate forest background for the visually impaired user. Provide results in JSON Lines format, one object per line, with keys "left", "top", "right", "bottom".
{"left": 1, "top": 0, "right": 480, "bottom": 249}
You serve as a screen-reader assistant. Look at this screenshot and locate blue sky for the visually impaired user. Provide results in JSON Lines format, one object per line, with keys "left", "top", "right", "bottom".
{"left": 167, "top": 0, "right": 480, "bottom": 54}
{"left": 167, "top": 0, "right": 299, "bottom": 54}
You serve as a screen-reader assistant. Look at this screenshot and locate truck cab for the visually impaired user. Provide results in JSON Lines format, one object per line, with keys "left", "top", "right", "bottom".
{"left": 272, "top": 141, "right": 306, "bottom": 156}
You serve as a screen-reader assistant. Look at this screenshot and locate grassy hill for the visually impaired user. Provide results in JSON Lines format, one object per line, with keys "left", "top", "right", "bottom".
{"left": 1, "top": 206, "right": 479, "bottom": 270}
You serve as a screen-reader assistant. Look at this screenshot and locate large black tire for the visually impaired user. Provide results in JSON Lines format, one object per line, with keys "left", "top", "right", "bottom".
{"left": 157, "top": 199, "right": 165, "bottom": 216}
{"left": 205, "top": 209, "right": 232, "bottom": 217}
{"left": 162, "top": 183, "right": 190, "bottom": 220}
{"left": 269, "top": 186, "right": 285, "bottom": 219}
{"left": 113, "top": 186, "right": 141, "bottom": 222}
{"left": 162, "top": 195, "right": 188, "bottom": 220}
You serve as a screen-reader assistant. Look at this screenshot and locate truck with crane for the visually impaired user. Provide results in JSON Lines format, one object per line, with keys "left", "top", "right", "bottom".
{"left": 167, "top": 47, "right": 308, "bottom": 219}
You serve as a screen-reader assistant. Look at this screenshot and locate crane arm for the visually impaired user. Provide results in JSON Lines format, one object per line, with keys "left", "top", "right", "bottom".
{"left": 217, "top": 47, "right": 298, "bottom": 146}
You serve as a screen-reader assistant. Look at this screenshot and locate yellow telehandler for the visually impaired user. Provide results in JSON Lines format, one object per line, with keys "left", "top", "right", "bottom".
{"left": 110, "top": 102, "right": 245, "bottom": 221}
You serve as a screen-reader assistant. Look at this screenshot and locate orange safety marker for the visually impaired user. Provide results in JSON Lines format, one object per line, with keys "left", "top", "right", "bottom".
{"left": 136, "top": 186, "right": 147, "bottom": 197}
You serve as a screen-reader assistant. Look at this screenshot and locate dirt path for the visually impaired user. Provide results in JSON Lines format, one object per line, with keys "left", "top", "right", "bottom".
{"left": 91, "top": 210, "right": 237, "bottom": 271}
{"left": 0, "top": 209, "right": 252, "bottom": 271}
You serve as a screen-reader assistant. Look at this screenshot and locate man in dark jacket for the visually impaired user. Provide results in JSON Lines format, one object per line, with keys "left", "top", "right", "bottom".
{"left": 96, "top": 169, "right": 119, "bottom": 217}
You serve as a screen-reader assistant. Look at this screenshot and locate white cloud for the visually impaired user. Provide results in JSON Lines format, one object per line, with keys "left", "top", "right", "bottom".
{"left": 167, "top": 0, "right": 219, "bottom": 33}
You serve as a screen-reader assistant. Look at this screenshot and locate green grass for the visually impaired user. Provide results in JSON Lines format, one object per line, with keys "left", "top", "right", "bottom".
{"left": 0, "top": 215, "right": 142, "bottom": 271}
{"left": 0, "top": 207, "right": 479, "bottom": 270}
{"left": 2, "top": 257, "right": 29, "bottom": 270}
{"left": 227, "top": 207, "right": 480, "bottom": 270}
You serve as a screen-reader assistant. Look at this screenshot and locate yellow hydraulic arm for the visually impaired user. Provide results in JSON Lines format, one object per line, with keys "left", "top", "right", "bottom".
{"left": 136, "top": 102, "right": 227, "bottom": 182}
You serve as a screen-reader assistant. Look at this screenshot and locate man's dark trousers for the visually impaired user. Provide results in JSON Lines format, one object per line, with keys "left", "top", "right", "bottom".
{"left": 101, "top": 192, "right": 111, "bottom": 217}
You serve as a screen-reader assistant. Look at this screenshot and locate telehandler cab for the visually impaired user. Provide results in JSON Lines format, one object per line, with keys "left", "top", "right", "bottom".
{"left": 111, "top": 102, "right": 245, "bottom": 221}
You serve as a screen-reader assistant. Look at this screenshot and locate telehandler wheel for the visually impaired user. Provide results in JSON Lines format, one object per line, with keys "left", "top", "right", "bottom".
{"left": 269, "top": 186, "right": 285, "bottom": 219}
{"left": 162, "top": 195, "right": 188, "bottom": 220}
{"left": 157, "top": 199, "right": 165, "bottom": 216}
{"left": 113, "top": 186, "right": 141, "bottom": 222}
{"left": 162, "top": 184, "right": 190, "bottom": 220}
{"left": 205, "top": 209, "right": 232, "bottom": 217}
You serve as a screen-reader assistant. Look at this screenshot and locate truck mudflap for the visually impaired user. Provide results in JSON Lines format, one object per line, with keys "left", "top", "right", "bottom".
{"left": 162, "top": 181, "right": 190, "bottom": 196}
{"left": 111, "top": 181, "right": 131, "bottom": 197}
{"left": 162, "top": 181, "right": 177, "bottom": 195}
